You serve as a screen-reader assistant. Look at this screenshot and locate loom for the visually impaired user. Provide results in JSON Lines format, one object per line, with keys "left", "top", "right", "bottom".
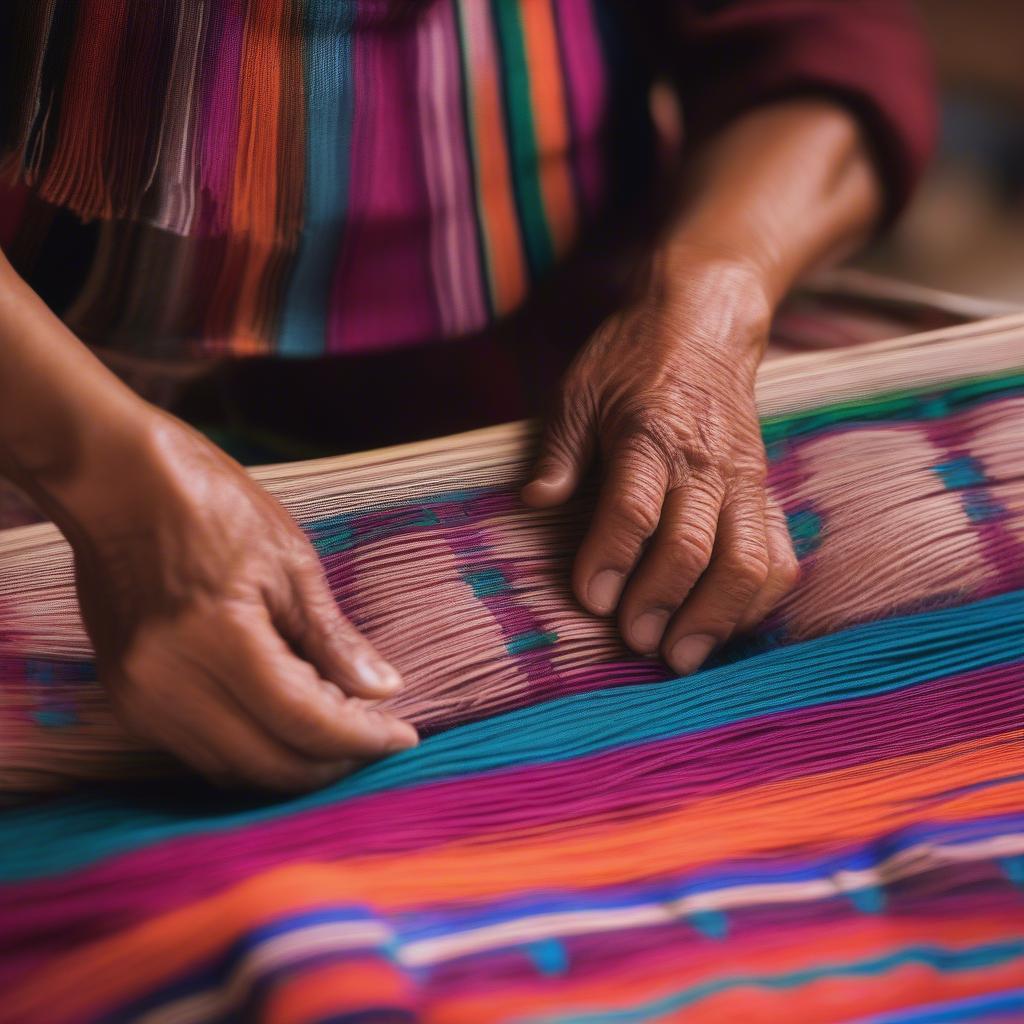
{"left": 0, "top": 299, "right": 1022, "bottom": 1022}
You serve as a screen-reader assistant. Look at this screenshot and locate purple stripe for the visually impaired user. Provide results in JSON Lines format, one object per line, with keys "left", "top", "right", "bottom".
{"left": 924, "top": 409, "right": 1024, "bottom": 599}
{"left": 444, "top": 516, "right": 563, "bottom": 695}
{"left": 327, "top": 22, "right": 440, "bottom": 352}
{"left": 0, "top": 662, "right": 1018, "bottom": 985}
{"left": 554, "top": 0, "right": 608, "bottom": 213}
{"left": 195, "top": 0, "right": 244, "bottom": 237}
{"left": 427, "top": 868, "right": 1021, "bottom": 995}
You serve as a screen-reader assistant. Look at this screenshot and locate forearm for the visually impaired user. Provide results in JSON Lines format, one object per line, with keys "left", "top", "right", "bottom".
{"left": 658, "top": 98, "right": 883, "bottom": 331}
{"left": 0, "top": 248, "right": 153, "bottom": 532}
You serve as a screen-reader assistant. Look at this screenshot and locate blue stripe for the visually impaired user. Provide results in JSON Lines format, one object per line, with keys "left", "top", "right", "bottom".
{"left": 851, "top": 989, "right": 1024, "bottom": 1024}
{"left": 394, "top": 825, "right": 1024, "bottom": 942}
{"left": 103, "top": 905, "right": 400, "bottom": 1022}
{"left": 514, "top": 942, "right": 1024, "bottom": 1024}
{"left": 0, "top": 589, "right": 1021, "bottom": 881}
{"left": 98, "top": 865, "right": 1024, "bottom": 1020}
{"left": 277, "top": 2, "right": 355, "bottom": 355}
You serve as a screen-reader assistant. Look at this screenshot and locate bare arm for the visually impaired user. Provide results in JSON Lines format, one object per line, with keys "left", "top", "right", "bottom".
{"left": 0, "top": 249, "right": 416, "bottom": 790}
{"left": 524, "top": 99, "right": 882, "bottom": 672}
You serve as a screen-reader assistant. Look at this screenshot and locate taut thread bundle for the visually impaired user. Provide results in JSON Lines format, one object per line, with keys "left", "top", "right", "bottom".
{"left": 0, "top": 312, "right": 1022, "bottom": 1022}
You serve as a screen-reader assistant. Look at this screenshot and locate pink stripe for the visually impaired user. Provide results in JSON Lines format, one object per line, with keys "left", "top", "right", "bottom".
{"left": 554, "top": 0, "right": 608, "bottom": 213}
{"left": 196, "top": 0, "right": 245, "bottom": 237}
{"left": 328, "top": 25, "right": 440, "bottom": 353}
{"left": 0, "top": 662, "right": 1017, "bottom": 986}
{"left": 417, "top": 0, "right": 487, "bottom": 336}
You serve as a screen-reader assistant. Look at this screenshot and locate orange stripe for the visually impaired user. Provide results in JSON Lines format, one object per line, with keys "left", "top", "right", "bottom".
{"left": 518, "top": 0, "right": 578, "bottom": 254}
{"left": 7, "top": 735, "right": 1021, "bottom": 1017}
{"left": 37, "top": 0, "right": 129, "bottom": 218}
{"left": 436, "top": 916, "right": 1024, "bottom": 1023}
{"left": 225, "top": 0, "right": 303, "bottom": 353}
{"left": 266, "top": 959, "right": 413, "bottom": 1024}
{"left": 459, "top": 0, "right": 528, "bottom": 313}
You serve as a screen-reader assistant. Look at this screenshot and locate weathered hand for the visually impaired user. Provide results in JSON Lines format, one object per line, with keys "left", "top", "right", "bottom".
{"left": 69, "top": 411, "right": 417, "bottom": 791}
{"left": 523, "top": 259, "right": 799, "bottom": 673}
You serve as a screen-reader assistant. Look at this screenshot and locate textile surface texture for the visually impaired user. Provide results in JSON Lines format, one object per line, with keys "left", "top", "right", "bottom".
{"left": 0, "top": 0, "right": 933, "bottom": 358}
{"left": 0, "top": 313, "right": 1022, "bottom": 1022}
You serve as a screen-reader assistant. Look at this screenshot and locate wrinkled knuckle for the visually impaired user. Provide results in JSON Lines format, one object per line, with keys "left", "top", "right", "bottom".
{"left": 622, "top": 413, "right": 684, "bottom": 469}
{"left": 734, "top": 461, "right": 768, "bottom": 489}
{"left": 219, "top": 597, "right": 262, "bottom": 635}
{"left": 664, "top": 533, "right": 713, "bottom": 580}
{"left": 776, "top": 551, "right": 801, "bottom": 591}
{"left": 615, "top": 489, "right": 661, "bottom": 540}
{"left": 725, "top": 548, "right": 770, "bottom": 593}
{"left": 743, "top": 554, "right": 771, "bottom": 591}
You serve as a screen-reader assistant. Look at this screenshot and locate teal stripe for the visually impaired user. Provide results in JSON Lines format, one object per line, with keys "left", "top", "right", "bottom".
{"left": 277, "top": 2, "right": 355, "bottom": 354}
{"left": 490, "top": 0, "right": 554, "bottom": 274}
{"left": 507, "top": 629, "right": 558, "bottom": 654}
{"left": 513, "top": 940, "right": 1024, "bottom": 1024}
{"left": 762, "top": 375, "right": 1024, "bottom": 446}
{"left": 0, "top": 588, "right": 1021, "bottom": 881}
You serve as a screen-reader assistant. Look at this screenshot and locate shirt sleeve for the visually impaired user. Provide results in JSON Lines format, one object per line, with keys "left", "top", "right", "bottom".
{"left": 667, "top": 0, "right": 937, "bottom": 223}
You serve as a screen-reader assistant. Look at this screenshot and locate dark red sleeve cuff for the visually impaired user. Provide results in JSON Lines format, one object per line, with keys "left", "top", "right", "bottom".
{"left": 669, "top": 0, "right": 938, "bottom": 223}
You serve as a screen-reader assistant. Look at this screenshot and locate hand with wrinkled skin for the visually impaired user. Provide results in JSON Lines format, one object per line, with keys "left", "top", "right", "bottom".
{"left": 524, "top": 99, "right": 882, "bottom": 672}
{"left": 0, "top": 99, "right": 881, "bottom": 786}
{"left": 0, "top": 243, "right": 416, "bottom": 791}
{"left": 523, "top": 259, "right": 799, "bottom": 674}
{"left": 67, "top": 412, "right": 419, "bottom": 790}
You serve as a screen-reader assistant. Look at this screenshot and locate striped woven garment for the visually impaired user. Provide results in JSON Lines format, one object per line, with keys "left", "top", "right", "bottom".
{"left": 0, "top": 0, "right": 629, "bottom": 358}
{"left": 1, "top": 313, "right": 1023, "bottom": 1022}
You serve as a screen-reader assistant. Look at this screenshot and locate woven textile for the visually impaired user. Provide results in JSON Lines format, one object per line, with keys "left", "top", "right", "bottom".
{"left": 0, "top": 0, "right": 624, "bottom": 357}
{"left": 0, "top": 1, "right": 935, "bottom": 360}
{"left": 0, "top": 315, "right": 1022, "bottom": 1022}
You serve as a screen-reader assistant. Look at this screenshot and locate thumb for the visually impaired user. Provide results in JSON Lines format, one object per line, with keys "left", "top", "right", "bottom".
{"left": 521, "top": 384, "right": 596, "bottom": 508}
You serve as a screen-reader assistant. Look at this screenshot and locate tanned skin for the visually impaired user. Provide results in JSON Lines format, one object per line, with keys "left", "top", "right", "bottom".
{"left": 0, "top": 99, "right": 881, "bottom": 790}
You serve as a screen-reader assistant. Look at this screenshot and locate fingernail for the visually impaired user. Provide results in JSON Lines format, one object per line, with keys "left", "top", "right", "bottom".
{"left": 669, "top": 634, "right": 716, "bottom": 675}
{"left": 631, "top": 611, "right": 669, "bottom": 652}
{"left": 534, "top": 467, "right": 567, "bottom": 487}
{"left": 355, "top": 654, "right": 403, "bottom": 695}
{"left": 588, "top": 570, "right": 623, "bottom": 614}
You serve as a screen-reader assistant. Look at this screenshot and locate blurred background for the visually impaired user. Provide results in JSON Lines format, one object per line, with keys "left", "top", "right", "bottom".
{"left": 858, "top": 0, "right": 1024, "bottom": 303}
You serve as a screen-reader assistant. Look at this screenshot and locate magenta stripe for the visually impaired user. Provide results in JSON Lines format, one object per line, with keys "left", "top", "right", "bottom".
{"left": 328, "top": 23, "right": 440, "bottom": 352}
{"left": 195, "top": 0, "right": 244, "bottom": 236}
{"left": 428, "top": 876, "right": 1020, "bottom": 993}
{"left": 924, "top": 401, "right": 1024, "bottom": 599}
{"left": 0, "top": 661, "right": 1017, "bottom": 986}
{"left": 554, "top": 0, "right": 608, "bottom": 213}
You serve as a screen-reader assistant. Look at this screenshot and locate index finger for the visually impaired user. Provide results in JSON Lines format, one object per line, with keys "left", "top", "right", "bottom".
{"left": 572, "top": 437, "right": 670, "bottom": 616}
{"left": 221, "top": 607, "right": 419, "bottom": 761}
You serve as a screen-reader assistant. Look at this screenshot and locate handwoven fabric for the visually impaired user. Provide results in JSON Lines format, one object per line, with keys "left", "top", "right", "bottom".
{"left": 0, "top": 1, "right": 933, "bottom": 359}
{"left": 0, "top": 315, "right": 1022, "bottom": 1022}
